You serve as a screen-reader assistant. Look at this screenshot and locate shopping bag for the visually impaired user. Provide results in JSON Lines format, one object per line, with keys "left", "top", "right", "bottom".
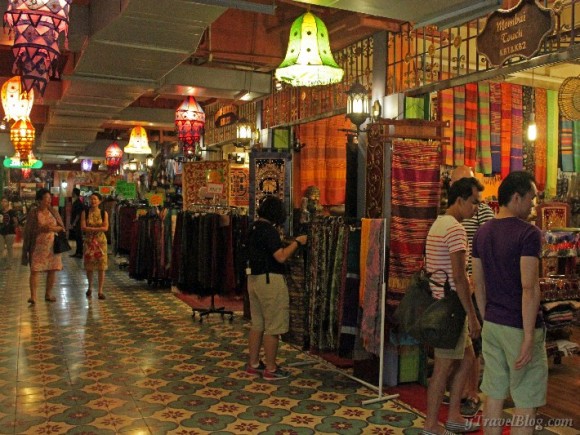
{"left": 53, "top": 231, "right": 72, "bottom": 254}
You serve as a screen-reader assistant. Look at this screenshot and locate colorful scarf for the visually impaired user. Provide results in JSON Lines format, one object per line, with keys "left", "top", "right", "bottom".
{"left": 464, "top": 83, "right": 478, "bottom": 168}
{"left": 500, "top": 82, "right": 512, "bottom": 178}
{"left": 477, "top": 82, "right": 492, "bottom": 174}
{"left": 535, "top": 88, "right": 548, "bottom": 192}
{"left": 546, "top": 90, "right": 559, "bottom": 198}
{"left": 490, "top": 82, "right": 502, "bottom": 174}
{"left": 440, "top": 89, "right": 454, "bottom": 166}
{"left": 510, "top": 84, "right": 523, "bottom": 172}
{"left": 453, "top": 86, "right": 466, "bottom": 166}
{"left": 560, "top": 119, "right": 574, "bottom": 172}
{"left": 575, "top": 122, "right": 580, "bottom": 173}
{"left": 522, "top": 86, "right": 536, "bottom": 174}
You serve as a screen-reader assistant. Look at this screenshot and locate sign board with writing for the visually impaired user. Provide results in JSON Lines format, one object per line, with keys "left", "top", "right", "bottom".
{"left": 99, "top": 186, "right": 113, "bottom": 196}
{"left": 116, "top": 181, "right": 137, "bottom": 199}
{"left": 145, "top": 192, "right": 165, "bottom": 206}
{"left": 477, "top": 0, "right": 554, "bottom": 67}
{"left": 214, "top": 104, "right": 238, "bottom": 128}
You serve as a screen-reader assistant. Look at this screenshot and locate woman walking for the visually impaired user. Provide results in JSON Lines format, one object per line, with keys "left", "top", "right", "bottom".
{"left": 81, "top": 192, "right": 109, "bottom": 299}
{"left": 21, "top": 188, "right": 65, "bottom": 304}
{"left": 0, "top": 197, "right": 18, "bottom": 270}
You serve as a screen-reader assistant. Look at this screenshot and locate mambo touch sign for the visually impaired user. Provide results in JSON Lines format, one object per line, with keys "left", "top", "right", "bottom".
{"left": 477, "top": 0, "right": 554, "bottom": 67}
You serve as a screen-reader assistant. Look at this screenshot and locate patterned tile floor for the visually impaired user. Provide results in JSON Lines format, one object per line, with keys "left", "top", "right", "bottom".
{"left": 0, "top": 247, "right": 426, "bottom": 434}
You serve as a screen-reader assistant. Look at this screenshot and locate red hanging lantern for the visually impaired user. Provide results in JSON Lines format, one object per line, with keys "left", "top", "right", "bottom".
{"left": 175, "top": 96, "right": 205, "bottom": 146}
{"left": 105, "top": 141, "right": 123, "bottom": 171}
{"left": 10, "top": 117, "right": 35, "bottom": 161}
{"left": 4, "top": 0, "right": 72, "bottom": 95}
{"left": 21, "top": 167, "right": 31, "bottom": 179}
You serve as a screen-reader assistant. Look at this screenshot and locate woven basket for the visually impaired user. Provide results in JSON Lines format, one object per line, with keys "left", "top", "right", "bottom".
{"left": 558, "top": 76, "right": 580, "bottom": 120}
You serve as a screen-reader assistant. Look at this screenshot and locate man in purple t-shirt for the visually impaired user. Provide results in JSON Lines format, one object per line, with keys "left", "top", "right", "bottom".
{"left": 472, "top": 171, "right": 547, "bottom": 435}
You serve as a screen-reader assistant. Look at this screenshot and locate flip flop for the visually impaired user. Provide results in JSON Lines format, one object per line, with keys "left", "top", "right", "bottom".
{"left": 445, "top": 420, "right": 481, "bottom": 433}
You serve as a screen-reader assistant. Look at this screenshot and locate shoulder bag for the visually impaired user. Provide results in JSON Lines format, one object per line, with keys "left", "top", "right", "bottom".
{"left": 53, "top": 231, "right": 71, "bottom": 254}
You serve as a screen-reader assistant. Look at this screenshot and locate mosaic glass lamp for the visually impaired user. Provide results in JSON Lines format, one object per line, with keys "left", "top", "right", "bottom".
{"left": 1, "top": 76, "right": 34, "bottom": 122}
{"left": 124, "top": 125, "right": 152, "bottom": 154}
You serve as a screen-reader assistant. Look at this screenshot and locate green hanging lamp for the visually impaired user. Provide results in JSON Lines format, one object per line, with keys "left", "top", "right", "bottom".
{"left": 275, "top": 12, "right": 344, "bottom": 87}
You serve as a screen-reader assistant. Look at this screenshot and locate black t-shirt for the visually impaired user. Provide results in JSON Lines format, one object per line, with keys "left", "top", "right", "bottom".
{"left": 0, "top": 210, "right": 17, "bottom": 235}
{"left": 248, "top": 220, "right": 286, "bottom": 275}
{"left": 71, "top": 199, "right": 85, "bottom": 227}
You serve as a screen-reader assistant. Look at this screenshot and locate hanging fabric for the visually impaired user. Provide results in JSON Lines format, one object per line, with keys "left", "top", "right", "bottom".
{"left": 490, "top": 82, "right": 502, "bottom": 173}
{"left": 535, "top": 87, "right": 548, "bottom": 191}
{"left": 440, "top": 89, "right": 454, "bottom": 166}
{"left": 500, "top": 82, "right": 512, "bottom": 179}
{"left": 522, "top": 86, "right": 536, "bottom": 174}
{"left": 464, "top": 83, "right": 478, "bottom": 168}
{"left": 560, "top": 119, "right": 574, "bottom": 172}
{"left": 510, "top": 84, "right": 524, "bottom": 172}
{"left": 546, "top": 90, "right": 559, "bottom": 198}
{"left": 574, "top": 121, "right": 580, "bottom": 173}
{"left": 477, "top": 82, "right": 492, "bottom": 174}
{"left": 453, "top": 86, "right": 466, "bottom": 166}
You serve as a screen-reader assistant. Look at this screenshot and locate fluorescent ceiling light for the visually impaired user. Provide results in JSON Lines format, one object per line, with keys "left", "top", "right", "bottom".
{"left": 414, "top": 0, "right": 501, "bottom": 30}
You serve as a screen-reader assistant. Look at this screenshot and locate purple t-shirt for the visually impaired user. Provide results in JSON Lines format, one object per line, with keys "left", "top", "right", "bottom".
{"left": 472, "top": 217, "right": 543, "bottom": 329}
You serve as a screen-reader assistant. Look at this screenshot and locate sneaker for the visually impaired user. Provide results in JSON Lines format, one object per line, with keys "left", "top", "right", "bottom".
{"left": 262, "top": 367, "right": 291, "bottom": 381}
{"left": 460, "top": 398, "right": 481, "bottom": 418}
{"left": 245, "top": 361, "right": 266, "bottom": 376}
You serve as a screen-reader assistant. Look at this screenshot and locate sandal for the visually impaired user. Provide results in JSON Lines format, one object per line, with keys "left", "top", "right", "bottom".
{"left": 86, "top": 289, "right": 92, "bottom": 297}
{"left": 27, "top": 298, "right": 35, "bottom": 305}
{"left": 44, "top": 295, "right": 56, "bottom": 302}
{"left": 98, "top": 293, "right": 106, "bottom": 300}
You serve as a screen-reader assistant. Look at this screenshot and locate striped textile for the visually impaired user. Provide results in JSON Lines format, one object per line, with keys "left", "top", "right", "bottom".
{"left": 490, "top": 82, "right": 502, "bottom": 173}
{"left": 387, "top": 139, "right": 441, "bottom": 311}
{"left": 500, "top": 83, "right": 512, "bottom": 178}
{"left": 510, "top": 85, "right": 523, "bottom": 171}
{"left": 477, "top": 82, "right": 492, "bottom": 174}
{"left": 464, "top": 83, "right": 478, "bottom": 168}
{"left": 440, "top": 89, "right": 454, "bottom": 166}
{"left": 575, "top": 122, "right": 580, "bottom": 173}
{"left": 546, "top": 90, "right": 559, "bottom": 198}
{"left": 560, "top": 119, "right": 574, "bottom": 172}
{"left": 535, "top": 88, "right": 548, "bottom": 192}
{"left": 454, "top": 86, "right": 466, "bottom": 166}
{"left": 522, "top": 86, "right": 536, "bottom": 174}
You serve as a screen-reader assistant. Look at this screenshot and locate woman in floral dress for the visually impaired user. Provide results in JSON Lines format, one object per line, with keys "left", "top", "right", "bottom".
{"left": 81, "top": 192, "right": 109, "bottom": 299}
{"left": 21, "top": 188, "right": 65, "bottom": 304}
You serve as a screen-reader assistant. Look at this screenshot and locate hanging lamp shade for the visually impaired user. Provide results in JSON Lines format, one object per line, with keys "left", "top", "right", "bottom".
{"left": 3, "top": 0, "right": 72, "bottom": 95}
{"left": 105, "top": 141, "right": 123, "bottom": 170}
{"left": 124, "top": 125, "right": 151, "bottom": 154}
{"left": 10, "top": 117, "right": 35, "bottom": 161}
{"left": 175, "top": 96, "right": 205, "bottom": 145}
{"left": 275, "top": 12, "right": 344, "bottom": 87}
{"left": 1, "top": 76, "right": 34, "bottom": 122}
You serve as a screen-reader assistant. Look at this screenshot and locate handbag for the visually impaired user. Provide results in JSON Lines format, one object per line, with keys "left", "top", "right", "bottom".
{"left": 394, "top": 269, "right": 437, "bottom": 339}
{"left": 53, "top": 231, "right": 72, "bottom": 254}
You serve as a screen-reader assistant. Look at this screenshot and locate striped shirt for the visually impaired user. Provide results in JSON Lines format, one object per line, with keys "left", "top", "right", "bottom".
{"left": 462, "top": 203, "right": 495, "bottom": 274}
{"left": 426, "top": 215, "right": 467, "bottom": 299}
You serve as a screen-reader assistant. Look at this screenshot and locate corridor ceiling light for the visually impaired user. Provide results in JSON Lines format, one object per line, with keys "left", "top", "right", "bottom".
{"left": 175, "top": 96, "right": 205, "bottom": 146}
{"left": 1, "top": 76, "right": 34, "bottom": 122}
{"left": 124, "top": 125, "right": 152, "bottom": 154}
{"left": 71, "top": 154, "right": 79, "bottom": 163}
{"left": 275, "top": 12, "right": 344, "bottom": 87}
{"left": 105, "top": 141, "right": 123, "bottom": 171}
{"left": 345, "top": 81, "right": 370, "bottom": 132}
{"left": 3, "top": 0, "right": 73, "bottom": 95}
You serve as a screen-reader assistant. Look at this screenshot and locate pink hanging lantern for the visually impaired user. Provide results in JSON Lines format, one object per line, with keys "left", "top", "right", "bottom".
{"left": 4, "top": 0, "right": 72, "bottom": 95}
{"left": 175, "top": 96, "right": 205, "bottom": 146}
{"left": 105, "top": 141, "right": 123, "bottom": 171}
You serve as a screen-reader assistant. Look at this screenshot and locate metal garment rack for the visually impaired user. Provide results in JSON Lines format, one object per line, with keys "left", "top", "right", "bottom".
{"left": 288, "top": 218, "right": 398, "bottom": 405}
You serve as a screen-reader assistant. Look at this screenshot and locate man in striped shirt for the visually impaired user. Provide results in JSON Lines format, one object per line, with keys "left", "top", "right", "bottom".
{"left": 423, "top": 177, "right": 483, "bottom": 435}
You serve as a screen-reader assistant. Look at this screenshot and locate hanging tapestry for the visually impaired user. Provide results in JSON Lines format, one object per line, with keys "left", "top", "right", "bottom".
{"left": 298, "top": 115, "right": 347, "bottom": 205}
{"left": 560, "top": 120, "right": 574, "bottom": 173}
{"left": 283, "top": 251, "right": 308, "bottom": 348}
{"left": 388, "top": 139, "right": 440, "bottom": 314}
{"left": 490, "top": 82, "right": 502, "bottom": 174}
{"left": 546, "top": 90, "right": 559, "bottom": 198}
{"left": 440, "top": 89, "right": 454, "bottom": 166}
{"left": 464, "top": 83, "right": 478, "bottom": 168}
{"left": 574, "top": 122, "right": 580, "bottom": 173}
{"left": 510, "top": 84, "right": 524, "bottom": 172}
{"left": 476, "top": 82, "right": 492, "bottom": 174}
{"left": 500, "top": 82, "right": 512, "bottom": 179}
{"left": 182, "top": 161, "right": 230, "bottom": 208}
{"left": 228, "top": 166, "right": 250, "bottom": 207}
{"left": 522, "top": 86, "right": 536, "bottom": 174}
{"left": 535, "top": 88, "right": 548, "bottom": 191}
{"left": 453, "top": 86, "right": 466, "bottom": 166}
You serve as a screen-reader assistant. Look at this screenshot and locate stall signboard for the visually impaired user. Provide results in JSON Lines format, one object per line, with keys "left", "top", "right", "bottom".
{"left": 214, "top": 104, "right": 238, "bottom": 128}
{"left": 145, "top": 192, "right": 164, "bottom": 206}
{"left": 99, "top": 186, "right": 113, "bottom": 196}
{"left": 477, "top": 0, "right": 554, "bottom": 67}
{"left": 207, "top": 183, "right": 224, "bottom": 195}
{"left": 116, "top": 181, "right": 137, "bottom": 199}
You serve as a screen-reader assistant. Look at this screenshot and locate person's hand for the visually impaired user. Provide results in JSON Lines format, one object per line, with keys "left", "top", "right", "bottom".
{"left": 296, "top": 235, "right": 308, "bottom": 246}
{"left": 514, "top": 337, "right": 534, "bottom": 369}
{"left": 468, "top": 315, "right": 481, "bottom": 340}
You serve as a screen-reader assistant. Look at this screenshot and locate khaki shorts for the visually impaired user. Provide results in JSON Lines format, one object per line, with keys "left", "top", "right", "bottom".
{"left": 481, "top": 322, "right": 547, "bottom": 409}
{"left": 247, "top": 273, "right": 289, "bottom": 335}
{"left": 434, "top": 317, "right": 472, "bottom": 360}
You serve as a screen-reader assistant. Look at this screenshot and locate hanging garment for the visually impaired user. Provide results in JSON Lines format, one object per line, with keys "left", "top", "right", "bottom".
{"left": 477, "top": 82, "right": 492, "bottom": 174}
{"left": 522, "top": 86, "right": 536, "bottom": 174}
{"left": 535, "top": 87, "right": 548, "bottom": 191}
{"left": 500, "top": 82, "right": 512, "bottom": 178}
{"left": 464, "top": 83, "right": 478, "bottom": 168}
{"left": 440, "top": 89, "right": 454, "bottom": 166}
{"left": 546, "top": 90, "right": 559, "bottom": 197}
{"left": 490, "top": 82, "right": 502, "bottom": 173}
{"left": 510, "top": 84, "right": 524, "bottom": 172}
{"left": 574, "top": 121, "right": 580, "bottom": 173}
{"left": 453, "top": 86, "right": 466, "bottom": 166}
{"left": 560, "top": 119, "right": 574, "bottom": 173}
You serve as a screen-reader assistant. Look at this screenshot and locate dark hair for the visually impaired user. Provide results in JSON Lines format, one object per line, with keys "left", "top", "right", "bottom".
{"left": 35, "top": 188, "right": 51, "bottom": 201}
{"left": 91, "top": 192, "right": 102, "bottom": 201}
{"left": 498, "top": 171, "right": 536, "bottom": 206}
{"left": 257, "top": 196, "right": 287, "bottom": 225}
{"left": 448, "top": 177, "right": 484, "bottom": 205}
{"left": 72, "top": 187, "right": 80, "bottom": 196}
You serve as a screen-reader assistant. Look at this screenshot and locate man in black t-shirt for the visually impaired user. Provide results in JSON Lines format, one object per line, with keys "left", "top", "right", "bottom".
{"left": 69, "top": 188, "right": 85, "bottom": 258}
